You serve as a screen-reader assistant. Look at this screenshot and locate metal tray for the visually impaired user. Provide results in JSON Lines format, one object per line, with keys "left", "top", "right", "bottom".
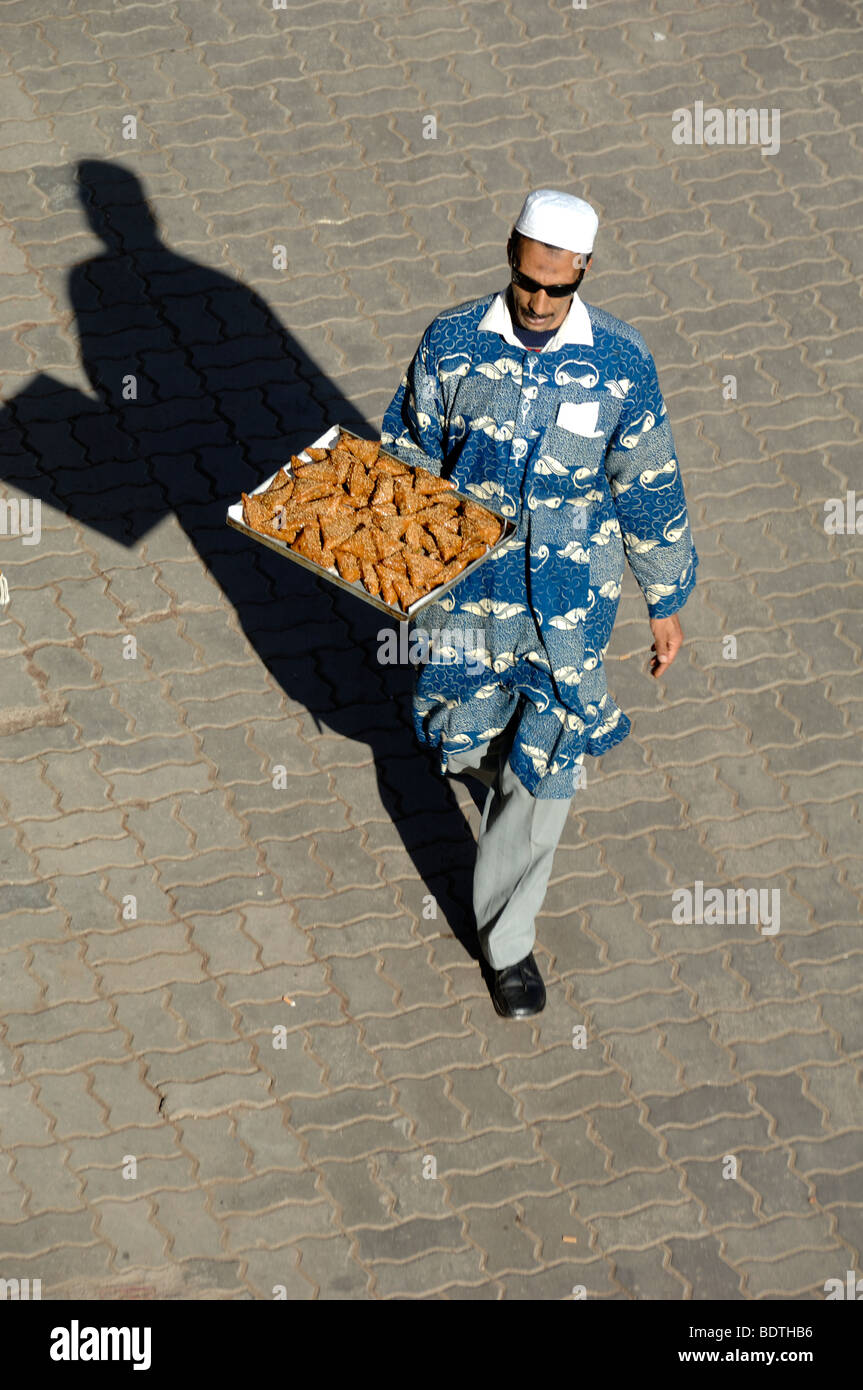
{"left": 226, "top": 424, "right": 516, "bottom": 622}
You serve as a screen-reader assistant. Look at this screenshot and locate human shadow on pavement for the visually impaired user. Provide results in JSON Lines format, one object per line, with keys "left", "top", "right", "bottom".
{"left": 0, "top": 159, "right": 484, "bottom": 962}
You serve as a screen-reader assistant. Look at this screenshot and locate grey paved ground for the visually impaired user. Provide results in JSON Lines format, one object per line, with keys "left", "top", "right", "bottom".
{"left": 0, "top": 0, "right": 861, "bottom": 1300}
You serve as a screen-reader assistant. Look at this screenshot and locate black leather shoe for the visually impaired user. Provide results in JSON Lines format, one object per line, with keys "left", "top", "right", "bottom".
{"left": 491, "top": 952, "right": 546, "bottom": 1018}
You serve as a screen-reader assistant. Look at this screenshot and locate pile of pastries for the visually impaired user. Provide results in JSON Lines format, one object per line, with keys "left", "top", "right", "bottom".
{"left": 241, "top": 432, "right": 503, "bottom": 611}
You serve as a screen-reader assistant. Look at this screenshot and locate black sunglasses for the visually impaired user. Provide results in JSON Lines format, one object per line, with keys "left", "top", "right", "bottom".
{"left": 511, "top": 265, "right": 584, "bottom": 298}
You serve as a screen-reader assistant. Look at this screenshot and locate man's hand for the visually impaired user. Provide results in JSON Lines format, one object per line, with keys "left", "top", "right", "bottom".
{"left": 648, "top": 613, "right": 683, "bottom": 678}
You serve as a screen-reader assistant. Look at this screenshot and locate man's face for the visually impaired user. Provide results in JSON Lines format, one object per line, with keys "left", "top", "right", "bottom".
{"left": 508, "top": 236, "right": 592, "bottom": 332}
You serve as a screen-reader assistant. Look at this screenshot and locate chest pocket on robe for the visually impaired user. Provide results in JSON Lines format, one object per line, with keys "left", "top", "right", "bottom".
{"left": 532, "top": 415, "right": 607, "bottom": 500}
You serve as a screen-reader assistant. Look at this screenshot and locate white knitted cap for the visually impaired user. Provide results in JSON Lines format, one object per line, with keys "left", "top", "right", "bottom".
{"left": 514, "top": 188, "right": 598, "bottom": 254}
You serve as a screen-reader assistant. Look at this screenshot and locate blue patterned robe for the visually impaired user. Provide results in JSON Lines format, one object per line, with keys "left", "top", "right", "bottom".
{"left": 380, "top": 288, "right": 698, "bottom": 798}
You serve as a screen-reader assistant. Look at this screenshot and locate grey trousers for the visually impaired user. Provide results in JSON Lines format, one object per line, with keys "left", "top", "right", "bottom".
{"left": 446, "top": 730, "right": 573, "bottom": 970}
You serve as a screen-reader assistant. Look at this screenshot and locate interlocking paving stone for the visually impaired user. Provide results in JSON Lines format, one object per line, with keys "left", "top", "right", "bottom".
{"left": 388, "top": 1076, "right": 466, "bottom": 1142}
{"left": 682, "top": 1157, "right": 760, "bottom": 1226}
{"left": 156, "top": 1072, "right": 273, "bottom": 1120}
{"left": 731, "top": 1031, "right": 844, "bottom": 1076}
{"left": 0, "top": 1178, "right": 28, "bottom": 1228}
{"left": 587, "top": 1106, "right": 670, "bottom": 1173}
{"left": 0, "top": 1241, "right": 116, "bottom": 1293}
{"left": 748, "top": 1072, "right": 833, "bottom": 1139}
{"left": 209, "top": 1167, "right": 322, "bottom": 1218}
{"left": 78, "top": 1155, "right": 197, "bottom": 1203}
{"left": 503, "top": 1261, "right": 616, "bottom": 1301}
{"left": 355, "top": 1213, "right": 468, "bottom": 1265}
{"left": 603, "top": 1031, "right": 686, "bottom": 1095}
{"left": 187, "top": 914, "right": 262, "bottom": 975}
{"left": 815, "top": 993, "right": 863, "bottom": 1057}
{"left": 175, "top": 1115, "right": 250, "bottom": 1183}
{"left": 230, "top": 1105, "right": 304, "bottom": 1170}
{"left": 800, "top": 1064, "right": 863, "bottom": 1132}
{"left": 326, "top": 953, "right": 400, "bottom": 1015}
{"left": 84, "top": 921, "right": 190, "bottom": 965}
{"left": 612, "top": 1245, "right": 688, "bottom": 1299}
{"left": 94, "top": 1197, "right": 169, "bottom": 1269}
{"left": 292, "top": 1234, "right": 371, "bottom": 1298}
{"left": 0, "top": 1210, "right": 97, "bottom": 1258}
{"left": 812, "top": 1168, "right": 863, "bottom": 1208}
{"left": 102, "top": 762, "right": 215, "bottom": 805}
{"left": 242, "top": 1246, "right": 317, "bottom": 1299}
{"left": 369, "top": 1147, "right": 450, "bottom": 1219}
{"left": 150, "top": 1188, "right": 228, "bottom": 1261}
{"left": 287, "top": 1085, "right": 396, "bottom": 1133}
{"left": 111, "top": 988, "right": 184, "bottom": 1051}
{"left": 5, "top": 1144, "right": 83, "bottom": 1212}
{"left": 143, "top": 1041, "right": 257, "bottom": 1087}
{"left": 235, "top": 994, "right": 345, "bottom": 1041}
{"left": 25, "top": 1073, "right": 107, "bottom": 1139}
{"left": 367, "top": 1246, "right": 488, "bottom": 1297}
{"left": 221, "top": 1195, "right": 337, "bottom": 1249}
{"left": 230, "top": 908, "right": 314, "bottom": 968}
{"left": 167, "top": 875, "right": 280, "bottom": 915}
{"left": 17, "top": 1031, "right": 131, "bottom": 1075}
{"left": 828, "top": 1206, "right": 863, "bottom": 1268}
{"left": 739, "top": 1248, "right": 846, "bottom": 1299}
{"left": 3, "top": 998, "right": 114, "bottom": 1045}
{"left": 298, "top": 1114, "right": 414, "bottom": 1166}
{"left": 65, "top": 1125, "right": 180, "bottom": 1170}
{"left": 590, "top": 1198, "right": 706, "bottom": 1252}
{"left": 665, "top": 1235, "right": 744, "bottom": 1300}
{"left": 461, "top": 1204, "right": 540, "bottom": 1277}
{"left": 719, "top": 1214, "right": 840, "bottom": 1265}
{"left": 95, "top": 952, "right": 209, "bottom": 996}
{"left": 315, "top": 1155, "right": 393, "bottom": 1228}
{"left": 96, "top": 872, "right": 175, "bottom": 939}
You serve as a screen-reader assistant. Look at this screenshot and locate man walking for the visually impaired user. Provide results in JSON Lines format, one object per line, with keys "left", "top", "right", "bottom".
{"left": 381, "top": 189, "right": 698, "bottom": 1018}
